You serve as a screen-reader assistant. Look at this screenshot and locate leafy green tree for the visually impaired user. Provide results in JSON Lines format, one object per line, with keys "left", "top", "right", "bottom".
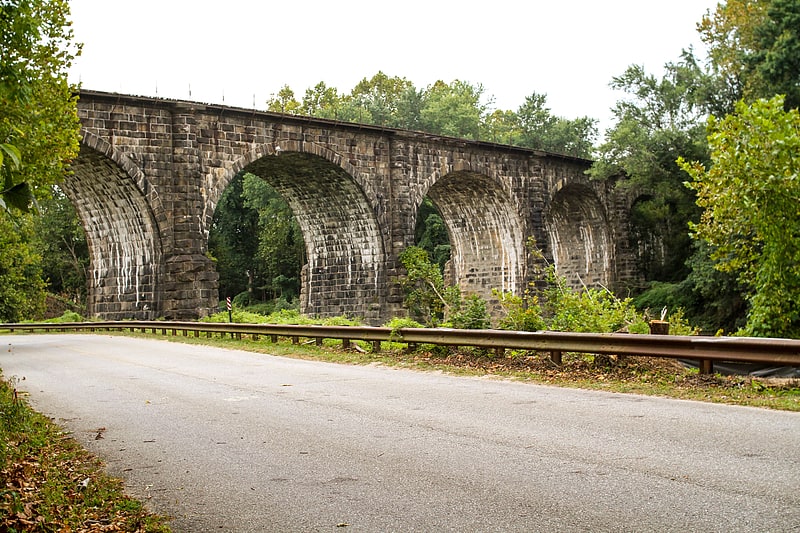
{"left": 414, "top": 197, "right": 450, "bottom": 272}
{"left": 300, "top": 82, "right": 349, "bottom": 120}
{"left": 399, "top": 246, "right": 460, "bottom": 326}
{"left": 590, "top": 58, "right": 710, "bottom": 281}
{"left": 349, "top": 71, "right": 415, "bottom": 127}
{"left": 419, "top": 80, "right": 489, "bottom": 140}
{"left": 208, "top": 173, "right": 261, "bottom": 300}
{"left": 266, "top": 85, "right": 301, "bottom": 114}
{"left": 0, "top": 0, "right": 81, "bottom": 321}
{"left": 31, "top": 186, "right": 88, "bottom": 303}
{"left": 241, "top": 174, "right": 304, "bottom": 302}
{"left": 210, "top": 173, "right": 305, "bottom": 307}
{"left": 699, "top": 0, "right": 800, "bottom": 110}
{"left": 680, "top": 95, "right": 800, "bottom": 338}
{"left": 513, "top": 92, "right": 597, "bottom": 157}
{"left": 0, "top": 213, "right": 45, "bottom": 321}
{"left": 751, "top": 0, "right": 800, "bottom": 109}
{"left": 1, "top": 0, "right": 81, "bottom": 211}
{"left": 482, "top": 109, "right": 520, "bottom": 145}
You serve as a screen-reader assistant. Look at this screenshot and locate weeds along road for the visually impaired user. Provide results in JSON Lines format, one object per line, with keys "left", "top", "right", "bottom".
{"left": 2, "top": 334, "right": 799, "bottom": 532}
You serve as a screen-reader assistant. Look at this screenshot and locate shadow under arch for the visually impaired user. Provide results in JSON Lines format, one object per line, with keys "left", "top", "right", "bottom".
{"left": 545, "top": 183, "right": 612, "bottom": 289}
{"left": 424, "top": 171, "right": 526, "bottom": 302}
{"left": 226, "top": 150, "right": 386, "bottom": 323}
{"left": 64, "top": 133, "right": 162, "bottom": 319}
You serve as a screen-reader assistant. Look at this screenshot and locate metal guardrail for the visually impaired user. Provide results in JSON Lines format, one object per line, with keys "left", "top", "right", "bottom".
{"left": 2, "top": 321, "right": 800, "bottom": 374}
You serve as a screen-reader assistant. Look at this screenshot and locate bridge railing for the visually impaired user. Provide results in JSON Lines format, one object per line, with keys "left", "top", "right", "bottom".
{"left": 2, "top": 321, "right": 800, "bottom": 374}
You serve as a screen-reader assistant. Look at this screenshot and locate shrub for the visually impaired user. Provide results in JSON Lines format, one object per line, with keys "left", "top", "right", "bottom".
{"left": 494, "top": 289, "right": 545, "bottom": 331}
{"left": 449, "top": 294, "right": 491, "bottom": 330}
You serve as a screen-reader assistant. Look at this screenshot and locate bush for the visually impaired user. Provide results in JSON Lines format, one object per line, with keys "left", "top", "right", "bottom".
{"left": 383, "top": 317, "right": 425, "bottom": 330}
{"left": 47, "top": 311, "right": 84, "bottom": 323}
{"left": 202, "top": 310, "right": 269, "bottom": 324}
{"left": 494, "top": 289, "right": 545, "bottom": 331}
{"left": 449, "top": 294, "right": 491, "bottom": 330}
{"left": 232, "top": 291, "right": 254, "bottom": 308}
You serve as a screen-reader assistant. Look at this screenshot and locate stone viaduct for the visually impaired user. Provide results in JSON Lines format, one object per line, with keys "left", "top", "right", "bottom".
{"left": 68, "top": 90, "right": 639, "bottom": 325}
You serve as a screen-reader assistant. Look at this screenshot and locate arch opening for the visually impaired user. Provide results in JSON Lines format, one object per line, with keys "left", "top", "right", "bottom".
{"left": 424, "top": 172, "right": 525, "bottom": 305}
{"left": 545, "top": 184, "right": 612, "bottom": 289}
{"left": 414, "top": 197, "right": 451, "bottom": 273}
{"left": 213, "top": 151, "right": 385, "bottom": 323}
{"left": 64, "top": 144, "right": 162, "bottom": 319}
{"left": 209, "top": 172, "right": 305, "bottom": 311}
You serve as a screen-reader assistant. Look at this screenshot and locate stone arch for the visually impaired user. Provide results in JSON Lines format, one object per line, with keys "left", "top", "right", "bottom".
{"left": 545, "top": 183, "right": 612, "bottom": 289}
{"left": 204, "top": 138, "right": 365, "bottom": 225}
{"left": 215, "top": 147, "right": 386, "bottom": 324}
{"left": 424, "top": 171, "right": 526, "bottom": 304}
{"left": 64, "top": 135, "right": 162, "bottom": 319}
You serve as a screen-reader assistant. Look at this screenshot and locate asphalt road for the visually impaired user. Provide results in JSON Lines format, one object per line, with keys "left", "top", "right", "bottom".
{"left": 1, "top": 334, "right": 798, "bottom": 532}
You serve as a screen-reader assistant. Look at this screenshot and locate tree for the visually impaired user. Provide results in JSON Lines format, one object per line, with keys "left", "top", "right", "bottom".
{"left": 0, "top": 0, "right": 80, "bottom": 321}
{"left": 266, "top": 85, "right": 301, "bottom": 114}
{"left": 680, "top": 96, "right": 800, "bottom": 338}
{"left": 209, "top": 173, "right": 305, "bottom": 308}
{"left": 300, "top": 82, "right": 348, "bottom": 120}
{"left": 349, "top": 71, "right": 415, "bottom": 127}
{"left": 414, "top": 197, "right": 450, "bottom": 272}
{"left": 0, "top": 213, "right": 45, "bottom": 321}
{"left": 482, "top": 108, "right": 520, "bottom": 145}
{"left": 208, "top": 173, "right": 261, "bottom": 300}
{"left": 589, "top": 58, "right": 710, "bottom": 281}
{"left": 513, "top": 92, "right": 598, "bottom": 157}
{"left": 31, "top": 186, "right": 88, "bottom": 303}
{"left": 0, "top": 0, "right": 81, "bottom": 211}
{"left": 399, "top": 246, "right": 460, "bottom": 326}
{"left": 419, "top": 80, "right": 489, "bottom": 140}
{"left": 241, "top": 174, "right": 304, "bottom": 302}
{"left": 751, "top": 0, "right": 800, "bottom": 109}
{"left": 698, "top": 0, "right": 800, "bottom": 110}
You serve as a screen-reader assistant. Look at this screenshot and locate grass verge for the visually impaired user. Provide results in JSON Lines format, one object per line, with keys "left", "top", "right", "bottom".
{"left": 0, "top": 374, "right": 172, "bottom": 532}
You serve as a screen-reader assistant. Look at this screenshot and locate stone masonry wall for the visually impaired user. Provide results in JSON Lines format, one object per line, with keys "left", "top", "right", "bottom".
{"left": 73, "top": 90, "right": 638, "bottom": 323}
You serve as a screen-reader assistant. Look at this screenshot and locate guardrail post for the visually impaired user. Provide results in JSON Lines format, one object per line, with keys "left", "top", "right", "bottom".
{"left": 699, "top": 359, "right": 714, "bottom": 375}
{"left": 342, "top": 339, "right": 351, "bottom": 349}
{"left": 649, "top": 320, "right": 670, "bottom": 335}
{"left": 372, "top": 340, "right": 381, "bottom": 353}
{"left": 316, "top": 337, "right": 323, "bottom": 347}
{"left": 550, "top": 350, "right": 562, "bottom": 365}
{"left": 270, "top": 334, "right": 278, "bottom": 343}
{"left": 291, "top": 336, "right": 299, "bottom": 345}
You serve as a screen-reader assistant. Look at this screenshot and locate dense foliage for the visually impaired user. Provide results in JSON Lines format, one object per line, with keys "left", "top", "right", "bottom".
{"left": 208, "top": 173, "right": 304, "bottom": 310}
{"left": 0, "top": 214, "right": 45, "bottom": 321}
{"left": 267, "top": 72, "right": 597, "bottom": 158}
{"left": 0, "top": 0, "right": 82, "bottom": 321}
{"left": 1, "top": 0, "right": 81, "bottom": 210}
{"left": 586, "top": 0, "right": 800, "bottom": 337}
{"left": 681, "top": 96, "right": 800, "bottom": 338}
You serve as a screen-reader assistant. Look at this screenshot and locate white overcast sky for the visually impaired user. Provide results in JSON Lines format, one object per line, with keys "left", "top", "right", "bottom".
{"left": 67, "top": 0, "right": 719, "bottom": 135}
